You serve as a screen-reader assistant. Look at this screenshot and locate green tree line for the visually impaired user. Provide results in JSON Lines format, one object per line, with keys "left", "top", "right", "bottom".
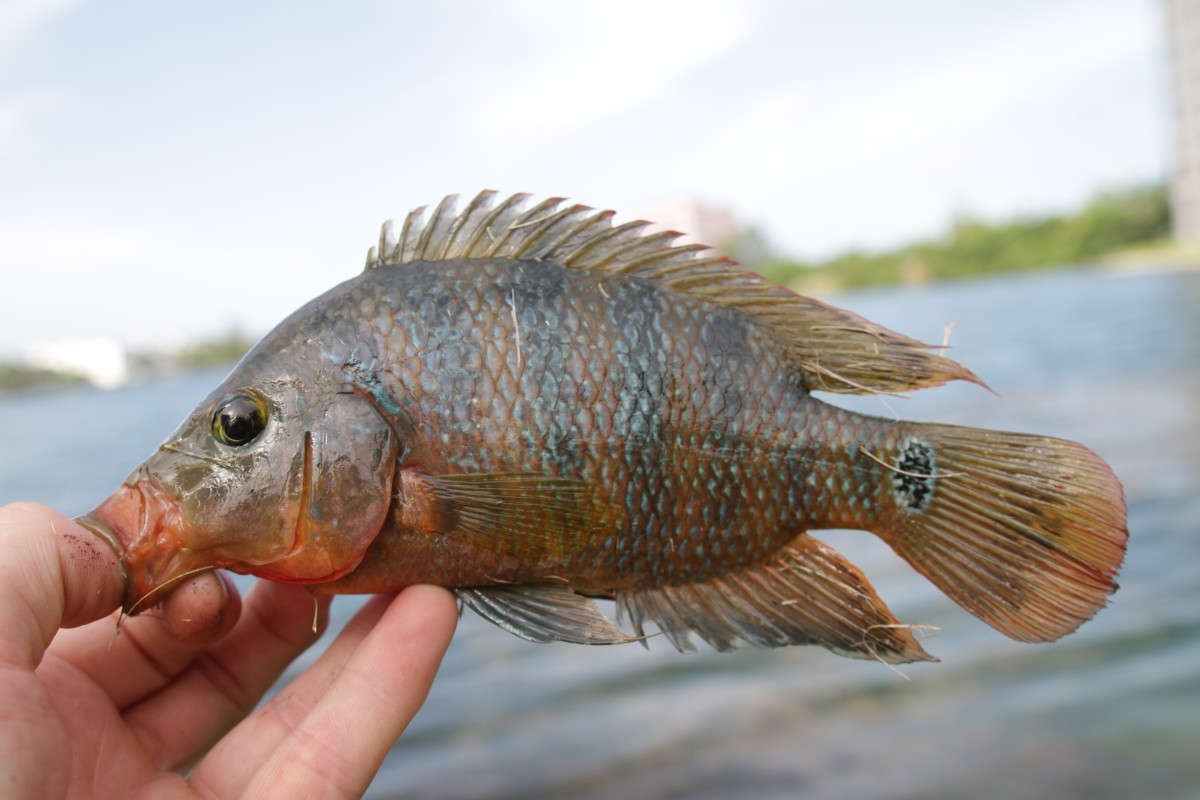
{"left": 751, "top": 184, "right": 1170, "bottom": 291}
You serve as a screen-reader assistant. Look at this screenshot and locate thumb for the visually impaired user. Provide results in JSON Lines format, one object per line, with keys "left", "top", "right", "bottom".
{"left": 0, "top": 502, "right": 124, "bottom": 670}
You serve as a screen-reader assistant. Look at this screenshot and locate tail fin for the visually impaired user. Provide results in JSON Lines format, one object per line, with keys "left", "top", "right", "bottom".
{"left": 874, "top": 423, "right": 1127, "bottom": 642}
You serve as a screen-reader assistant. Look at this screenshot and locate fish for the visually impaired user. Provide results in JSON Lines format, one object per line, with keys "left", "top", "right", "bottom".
{"left": 77, "top": 191, "right": 1128, "bottom": 663}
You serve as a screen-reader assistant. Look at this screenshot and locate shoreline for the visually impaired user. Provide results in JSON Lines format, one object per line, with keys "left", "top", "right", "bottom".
{"left": 1094, "top": 241, "right": 1200, "bottom": 276}
{"left": 790, "top": 247, "right": 1200, "bottom": 297}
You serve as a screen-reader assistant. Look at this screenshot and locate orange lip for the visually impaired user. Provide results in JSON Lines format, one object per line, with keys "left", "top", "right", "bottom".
{"left": 77, "top": 481, "right": 205, "bottom": 614}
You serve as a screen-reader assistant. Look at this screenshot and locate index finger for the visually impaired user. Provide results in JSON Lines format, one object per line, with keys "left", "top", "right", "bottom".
{"left": 0, "top": 502, "right": 125, "bottom": 670}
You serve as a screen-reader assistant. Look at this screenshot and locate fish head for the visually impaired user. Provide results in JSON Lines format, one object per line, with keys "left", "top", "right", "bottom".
{"left": 79, "top": 356, "right": 402, "bottom": 614}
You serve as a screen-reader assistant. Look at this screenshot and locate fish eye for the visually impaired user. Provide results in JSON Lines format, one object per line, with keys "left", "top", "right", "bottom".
{"left": 211, "top": 391, "right": 268, "bottom": 447}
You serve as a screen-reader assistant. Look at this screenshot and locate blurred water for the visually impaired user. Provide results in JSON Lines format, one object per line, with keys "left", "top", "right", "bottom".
{"left": 1, "top": 267, "right": 1197, "bottom": 799}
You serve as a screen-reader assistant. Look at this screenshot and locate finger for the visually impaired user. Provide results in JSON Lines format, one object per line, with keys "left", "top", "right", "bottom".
{"left": 0, "top": 502, "right": 128, "bottom": 798}
{"left": 245, "top": 586, "right": 458, "bottom": 798}
{"left": 48, "top": 570, "right": 243, "bottom": 710}
{"left": 124, "top": 580, "right": 330, "bottom": 771}
{"left": 158, "top": 569, "right": 242, "bottom": 643}
{"left": 0, "top": 502, "right": 124, "bottom": 670}
{"left": 188, "top": 593, "right": 390, "bottom": 794}
{"left": 194, "top": 586, "right": 457, "bottom": 798}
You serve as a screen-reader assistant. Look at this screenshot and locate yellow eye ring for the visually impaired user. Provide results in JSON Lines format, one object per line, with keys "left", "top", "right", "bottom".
{"left": 211, "top": 390, "right": 269, "bottom": 447}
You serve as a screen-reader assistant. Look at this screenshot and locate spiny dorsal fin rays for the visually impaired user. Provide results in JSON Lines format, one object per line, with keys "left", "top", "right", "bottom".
{"left": 398, "top": 204, "right": 429, "bottom": 264}
{"left": 453, "top": 189, "right": 506, "bottom": 257}
{"left": 582, "top": 227, "right": 685, "bottom": 272}
{"left": 507, "top": 201, "right": 586, "bottom": 260}
{"left": 417, "top": 194, "right": 460, "bottom": 261}
{"left": 521, "top": 205, "right": 618, "bottom": 264}
{"left": 365, "top": 191, "right": 985, "bottom": 395}
{"left": 468, "top": 192, "right": 533, "bottom": 258}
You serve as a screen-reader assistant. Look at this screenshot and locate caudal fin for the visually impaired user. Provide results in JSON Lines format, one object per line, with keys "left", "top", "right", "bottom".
{"left": 874, "top": 424, "right": 1128, "bottom": 642}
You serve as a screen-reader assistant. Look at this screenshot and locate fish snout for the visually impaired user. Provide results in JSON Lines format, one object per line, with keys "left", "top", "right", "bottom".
{"left": 77, "top": 480, "right": 201, "bottom": 615}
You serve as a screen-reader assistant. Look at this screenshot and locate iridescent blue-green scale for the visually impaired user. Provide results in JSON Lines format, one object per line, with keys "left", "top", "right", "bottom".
{"left": 343, "top": 258, "right": 886, "bottom": 591}
{"left": 790, "top": 401, "right": 887, "bottom": 527}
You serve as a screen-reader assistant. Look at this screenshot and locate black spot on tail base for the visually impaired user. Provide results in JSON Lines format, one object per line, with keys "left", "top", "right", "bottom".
{"left": 893, "top": 438, "right": 936, "bottom": 512}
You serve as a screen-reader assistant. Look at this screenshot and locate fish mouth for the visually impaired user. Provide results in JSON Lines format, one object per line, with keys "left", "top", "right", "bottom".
{"left": 77, "top": 479, "right": 210, "bottom": 615}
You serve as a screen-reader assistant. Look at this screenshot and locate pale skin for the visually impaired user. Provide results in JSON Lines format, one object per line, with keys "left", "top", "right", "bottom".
{"left": 0, "top": 502, "right": 458, "bottom": 799}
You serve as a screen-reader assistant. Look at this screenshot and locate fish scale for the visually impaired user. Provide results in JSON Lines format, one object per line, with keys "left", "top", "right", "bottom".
{"left": 79, "top": 191, "right": 1127, "bottom": 663}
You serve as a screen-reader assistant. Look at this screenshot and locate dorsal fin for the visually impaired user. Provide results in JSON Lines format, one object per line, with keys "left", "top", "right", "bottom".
{"left": 366, "top": 191, "right": 984, "bottom": 395}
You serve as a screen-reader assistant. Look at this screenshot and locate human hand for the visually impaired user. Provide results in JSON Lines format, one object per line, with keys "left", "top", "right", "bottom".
{"left": 0, "top": 501, "right": 458, "bottom": 799}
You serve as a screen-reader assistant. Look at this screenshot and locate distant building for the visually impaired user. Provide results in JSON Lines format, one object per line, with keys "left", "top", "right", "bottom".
{"left": 1166, "top": 0, "right": 1200, "bottom": 241}
{"left": 633, "top": 198, "right": 738, "bottom": 249}
{"left": 26, "top": 338, "right": 129, "bottom": 389}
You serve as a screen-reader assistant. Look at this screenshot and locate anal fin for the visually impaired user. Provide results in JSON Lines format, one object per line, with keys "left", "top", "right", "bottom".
{"left": 617, "top": 535, "right": 936, "bottom": 663}
{"left": 457, "top": 585, "right": 639, "bottom": 645}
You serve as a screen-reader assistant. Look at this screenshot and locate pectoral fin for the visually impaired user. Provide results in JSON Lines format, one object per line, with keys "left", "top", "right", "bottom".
{"left": 396, "top": 470, "right": 620, "bottom": 560}
{"left": 457, "top": 585, "right": 639, "bottom": 645}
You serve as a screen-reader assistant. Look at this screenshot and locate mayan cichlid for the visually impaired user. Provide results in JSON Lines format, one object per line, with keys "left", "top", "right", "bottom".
{"left": 77, "top": 191, "right": 1128, "bottom": 663}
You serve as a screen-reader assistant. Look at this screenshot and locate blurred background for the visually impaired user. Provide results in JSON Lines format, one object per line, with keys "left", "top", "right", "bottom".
{"left": 1, "top": 1, "right": 1197, "bottom": 798}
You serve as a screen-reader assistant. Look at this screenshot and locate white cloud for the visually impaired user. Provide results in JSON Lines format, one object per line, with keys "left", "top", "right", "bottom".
{"left": 0, "top": 0, "right": 83, "bottom": 57}
{"left": 707, "top": 0, "right": 1150, "bottom": 181}
{"left": 0, "top": 90, "right": 60, "bottom": 152}
{"left": 0, "top": 220, "right": 317, "bottom": 356}
{"left": 471, "top": 0, "right": 761, "bottom": 147}
{"left": 675, "top": 0, "right": 1157, "bottom": 254}
{"left": 0, "top": 0, "right": 83, "bottom": 153}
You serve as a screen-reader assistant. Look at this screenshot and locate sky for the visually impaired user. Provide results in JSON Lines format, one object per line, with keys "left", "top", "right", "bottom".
{"left": 0, "top": 0, "right": 1167, "bottom": 356}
